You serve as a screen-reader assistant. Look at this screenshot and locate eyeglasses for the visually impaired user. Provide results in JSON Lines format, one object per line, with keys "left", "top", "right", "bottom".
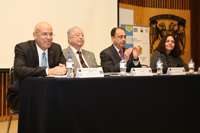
{"left": 36, "top": 32, "right": 55, "bottom": 37}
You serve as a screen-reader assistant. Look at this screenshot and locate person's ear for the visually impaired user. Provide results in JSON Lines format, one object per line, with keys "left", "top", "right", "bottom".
{"left": 68, "top": 36, "right": 71, "bottom": 43}
{"left": 33, "top": 32, "right": 37, "bottom": 39}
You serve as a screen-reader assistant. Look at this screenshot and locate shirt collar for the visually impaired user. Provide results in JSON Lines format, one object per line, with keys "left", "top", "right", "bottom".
{"left": 69, "top": 45, "right": 82, "bottom": 54}
{"left": 112, "top": 44, "right": 122, "bottom": 53}
{"left": 35, "top": 44, "right": 48, "bottom": 56}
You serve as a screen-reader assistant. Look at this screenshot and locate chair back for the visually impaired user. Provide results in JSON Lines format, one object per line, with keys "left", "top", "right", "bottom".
{"left": 9, "top": 66, "right": 15, "bottom": 85}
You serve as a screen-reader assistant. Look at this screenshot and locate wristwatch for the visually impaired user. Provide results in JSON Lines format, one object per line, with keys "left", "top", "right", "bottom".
{"left": 133, "top": 57, "right": 139, "bottom": 61}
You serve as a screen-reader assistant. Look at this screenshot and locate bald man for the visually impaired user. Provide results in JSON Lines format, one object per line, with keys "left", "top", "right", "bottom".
{"left": 7, "top": 21, "right": 66, "bottom": 110}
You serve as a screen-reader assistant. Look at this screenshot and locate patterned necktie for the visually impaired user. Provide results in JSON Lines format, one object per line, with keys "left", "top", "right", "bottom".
{"left": 119, "top": 50, "right": 123, "bottom": 58}
{"left": 41, "top": 52, "right": 47, "bottom": 67}
{"left": 77, "top": 51, "right": 88, "bottom": 68}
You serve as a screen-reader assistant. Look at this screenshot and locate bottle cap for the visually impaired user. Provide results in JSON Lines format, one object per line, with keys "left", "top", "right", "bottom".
{"left": 121, "top": 57, "right": 125, "bottom": 59}
{"left": 68, "top": 56, "right": 72, "bottom": 58}
{"left": 158, "top": 58, "right": 161, "bottom": 60}
{"left": 190, "top": 58, "right": 193, "bottom": 60}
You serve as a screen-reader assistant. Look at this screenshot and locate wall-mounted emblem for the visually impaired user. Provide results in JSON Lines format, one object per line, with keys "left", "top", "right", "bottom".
{"left": 149, "top": 14, "right": 186, "bottom": 54}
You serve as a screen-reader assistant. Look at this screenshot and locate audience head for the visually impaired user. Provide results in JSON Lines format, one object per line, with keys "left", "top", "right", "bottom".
{"left": 155, "top": 34, "right": 182, "bottom": 57}
{"left": 111, "top": 27, "right": 126, "bottom": 49}
{"left": 67, "top": 26, "right": 84, "bottom": 51}
{"left": 33, "top": 21, "right": 54, "bottom": 51}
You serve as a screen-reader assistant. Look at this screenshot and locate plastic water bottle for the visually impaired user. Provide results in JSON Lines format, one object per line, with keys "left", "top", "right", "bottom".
{"left": 188, "top": 58, "right": 194, "bottom": 74}
{"left": 66, "top": 56, "right": 74, "bottom": 78}
{"left": 120, "top": 57, "right": 126, "bottom": 76}
{"left": 157, "top": 58, "right": 163, "bottom": 75}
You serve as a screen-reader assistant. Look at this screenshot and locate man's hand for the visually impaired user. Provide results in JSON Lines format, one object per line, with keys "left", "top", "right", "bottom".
{"left": 132, "top": 46, "right": 141, "bottom": 60}
{"left": 59, "top": 63, "right": 65, "bottom": 67}
{"left": 48, "top": 64, "right": 67, "bottom": 75}
{"left": 124, "top": 47, "right": 133, "bottom": 62}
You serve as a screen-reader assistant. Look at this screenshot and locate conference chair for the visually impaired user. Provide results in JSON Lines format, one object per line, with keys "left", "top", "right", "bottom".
{"left": 7, "top": 66, "right": 19, "bottom": 133}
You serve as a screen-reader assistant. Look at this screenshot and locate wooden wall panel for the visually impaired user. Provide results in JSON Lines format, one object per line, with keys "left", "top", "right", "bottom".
{"left": 0, "top": 72, "right": 8, "bottom": 121}
{"left": 119, "top": 0, "right": 200, "bottom": 69}
{"left": 119, "top": 0, "right": 190, "bottom": 9}
{"left": 190, "top": 0, "right": 200, "bottom": 70}
{"left": 119, "top": 3, "right": 191, "bottom": 64}
{"left": 0, "top": 72, "right": 18, "bottom": 121}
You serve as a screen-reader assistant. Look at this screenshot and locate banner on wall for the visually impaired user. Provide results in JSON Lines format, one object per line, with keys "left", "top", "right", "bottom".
{"left": 121, "top": 25, "right": 150, "bottom": 66}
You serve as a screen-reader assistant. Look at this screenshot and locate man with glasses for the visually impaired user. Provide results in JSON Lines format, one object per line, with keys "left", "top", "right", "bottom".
{"left": 63, "top": 26, "right": 98, "bottom": 74}
{"left": 7, "top": 21, "right": 66, "bottom": 110}
{"left": 100, "top": 27, "right": 141, "bottom": 72}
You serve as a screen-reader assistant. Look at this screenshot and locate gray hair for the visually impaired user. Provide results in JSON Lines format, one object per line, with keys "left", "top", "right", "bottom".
{"left": 67, "top": 26, "right": 82, "bottom": 37}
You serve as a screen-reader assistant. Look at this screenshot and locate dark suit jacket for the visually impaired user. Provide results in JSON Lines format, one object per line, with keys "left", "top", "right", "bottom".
{"left": 7, "top": 40, "right": 66, "bottom": 109}
{"left": 100, "top": 45, "right": 141, "bottom": 72}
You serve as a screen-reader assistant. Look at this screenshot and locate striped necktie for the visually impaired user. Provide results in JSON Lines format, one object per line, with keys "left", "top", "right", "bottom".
{"left": 77, "top": 51, "right": 88, "bottom": 68}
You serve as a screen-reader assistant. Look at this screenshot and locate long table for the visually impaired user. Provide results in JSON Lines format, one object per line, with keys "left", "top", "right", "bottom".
{"left": 18, "top": 75, "right": 200, "bottom": 133}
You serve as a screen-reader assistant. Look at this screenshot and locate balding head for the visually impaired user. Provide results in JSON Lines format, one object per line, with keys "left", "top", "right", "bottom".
{"left": 33, "top": 21, "right": 53, "bottom": 51}
{"left": 34, "top": 21, "right": 52, "bottom": 33}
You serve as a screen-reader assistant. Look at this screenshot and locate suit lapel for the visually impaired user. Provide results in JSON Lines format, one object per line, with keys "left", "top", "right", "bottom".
{"left": 110, "top": 45, "right": 121, "bottom": 62}
{"left": 29, "top": 40, "right": 39, "bottom": 67}
{"left": 82, "top": 50, "right": 91, "bottom": 67}
{"left": 48, "top": 47, "right": 54, "bottom": 68}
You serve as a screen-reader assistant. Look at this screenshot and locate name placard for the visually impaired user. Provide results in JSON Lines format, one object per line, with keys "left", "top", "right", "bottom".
{"left": 76, "top": 68, "right": 104, "bottom": 78}
{"left": 130, "top": 68, "right": 153, "bottom": 76}
{"left": 166, "top": 67, "right": 186, "bottom": 75}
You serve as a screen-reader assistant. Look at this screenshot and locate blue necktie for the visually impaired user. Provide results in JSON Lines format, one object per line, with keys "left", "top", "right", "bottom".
{"left": 41, "top": 52, "right": 47, "bottom": 67}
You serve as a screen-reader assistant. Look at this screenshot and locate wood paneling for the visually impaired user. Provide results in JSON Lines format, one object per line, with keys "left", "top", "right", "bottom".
{"left": 119, "top": 0, "right": 200, "bottom": 70}
{"left": 119, "top": 0, "right": 190, "bottom": 9}
{"left": 0, "top": 72, "right": 18, "bottom": 121}
{"left": 119, "top": 3, "right": 191, "bottom": 64}
{"left": 0, "top": 72, "right": 8, "bottom": 121}
{"left": 190, "top": 0, "right": 200, "bottom": 70}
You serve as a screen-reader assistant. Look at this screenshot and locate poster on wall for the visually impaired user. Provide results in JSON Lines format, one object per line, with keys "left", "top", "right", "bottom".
{"left": 121, "top": 25, "right": 150, "bottom": 67}
{"left": 119, "top": 8, "right": 134, "bottom": 26}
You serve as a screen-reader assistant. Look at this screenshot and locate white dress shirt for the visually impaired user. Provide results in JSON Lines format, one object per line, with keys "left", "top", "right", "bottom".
{"left": 36, "top": 44, "right": 49, "bottom": 75}
{"left": 69, "top": 45, "right": 89, "bottom": 68}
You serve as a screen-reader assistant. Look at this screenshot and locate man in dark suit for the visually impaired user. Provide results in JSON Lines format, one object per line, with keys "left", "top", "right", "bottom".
{"left": 100, "top": 27, "right": 141, "bottom": 72}
{"left": 7, "top": 21, "right": 67, "bottom": 110}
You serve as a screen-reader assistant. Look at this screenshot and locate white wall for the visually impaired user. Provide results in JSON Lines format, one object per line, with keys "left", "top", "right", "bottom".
{"left": 0, "top": 0, "right": 117, "bottom": 68}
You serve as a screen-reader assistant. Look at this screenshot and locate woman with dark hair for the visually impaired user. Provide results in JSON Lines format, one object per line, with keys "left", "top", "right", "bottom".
{"left": 150, "top": 34, "right": 188, "bottom": 73}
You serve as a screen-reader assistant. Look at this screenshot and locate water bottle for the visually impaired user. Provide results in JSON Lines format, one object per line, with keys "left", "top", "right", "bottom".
{"left": 120, "top": 57, "right": 126, "bottom": 76}
{"left": 188, "top": 58, "right": 194, "bottom": 74}
{"left": 157, "top": 58, "right": 163, "bottom": 75}
{"left": 66, "top": 56, "right": 74, "bottom": 78}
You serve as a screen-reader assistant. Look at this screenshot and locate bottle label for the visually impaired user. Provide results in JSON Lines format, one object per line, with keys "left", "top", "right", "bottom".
{"left": 120, "top": 62, "right": 126, "bottom": 68}
{"left": 157, "top": 63, "right": 163, "bottom": 68}
{"left": 66, "top": 62, "right": 74, "bottom": 68}
{"left": 189, "top": 63, "right": 194, "bottom": 68}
